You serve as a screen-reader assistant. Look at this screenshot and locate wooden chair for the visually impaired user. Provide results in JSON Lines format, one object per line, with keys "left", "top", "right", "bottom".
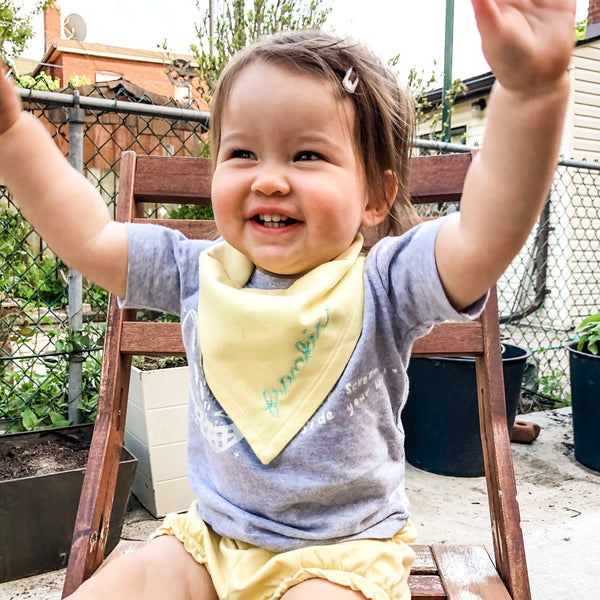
{"left": 62, "top": 151, "right": 531, "bottom": 600}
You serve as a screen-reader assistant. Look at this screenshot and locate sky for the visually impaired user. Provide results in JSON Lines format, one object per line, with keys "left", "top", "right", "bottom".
{"left": 18, "top": 0, "right": 591, "bottom": 84}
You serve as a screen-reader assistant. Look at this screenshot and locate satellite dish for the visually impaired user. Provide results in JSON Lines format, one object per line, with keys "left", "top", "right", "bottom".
{"left": 167, "top": 59, "right": 197, "bottom": 87}
{"left": 63, "top": 14, "right": 87, "bottom": 41}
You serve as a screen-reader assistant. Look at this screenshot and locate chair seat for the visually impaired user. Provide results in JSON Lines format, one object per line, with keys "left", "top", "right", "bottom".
{"left": 104, "top": 540, "right": 510, "bottom": 600}
{"left": 409, "top": 545, "right": 511, "bottom": 599}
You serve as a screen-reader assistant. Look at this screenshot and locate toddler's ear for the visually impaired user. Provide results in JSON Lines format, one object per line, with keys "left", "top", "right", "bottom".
{"left": 361, "top": 170, "right": 398, "bottom": 227}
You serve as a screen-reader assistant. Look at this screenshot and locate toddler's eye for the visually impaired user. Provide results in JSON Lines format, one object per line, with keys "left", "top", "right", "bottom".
{"left": 295, "top": 151, "right": 322, "bottom": 162}
{"left": 231, "top": 149, "right": 254, "bottom": 159}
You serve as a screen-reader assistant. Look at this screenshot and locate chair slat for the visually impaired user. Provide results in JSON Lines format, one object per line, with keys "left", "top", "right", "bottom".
{"left": 411, "top": 545, "right": 438, "bottom": 575}
{"left": 408, "top": 575, "right": 447, "bottom": 599}
{"left": 130, "top": 151, "right": 473, "bottom": 205}
{"left": 117, "top": 321, "right": 484, "bottom": 358}
{"left": 120, "top": 322, "right": 185, "bottom": 356}
{"left": 134, "top": 155, "right": 212, "bottom": 204}
{"left": 432, "top": 545, "right": 512, "bottom": 600}
{"left": 412, "top": 322, "right": 483, "bottom": 356}
{"left": 408, "top": 153, "right": 472, "bottom": 204}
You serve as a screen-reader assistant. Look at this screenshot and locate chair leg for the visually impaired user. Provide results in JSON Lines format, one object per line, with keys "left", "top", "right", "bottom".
{"left": 62, "top": 299, "right": 133, "bottom": 598}
{"left": 477, "top": 290, "right": 531, "bottom": 600}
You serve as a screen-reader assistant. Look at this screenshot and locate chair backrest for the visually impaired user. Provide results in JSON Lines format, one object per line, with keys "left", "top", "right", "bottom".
{"left": 63, "top": 151, "right": 530, "bottom": 600}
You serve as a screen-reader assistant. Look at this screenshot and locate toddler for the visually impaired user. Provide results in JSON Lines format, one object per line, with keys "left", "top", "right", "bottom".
{"left": 0, "top": 1, "right": 575, "bottom": 599}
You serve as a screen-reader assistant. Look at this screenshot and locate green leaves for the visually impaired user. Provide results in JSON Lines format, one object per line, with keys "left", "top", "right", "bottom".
{"left": 0, "top": 0, "right": 53, "bottom": 63}
{"left": 575, "top": 19, "right": 587, "bottom": 43}
{"left": 189, "top": 0, "right": 331, "bottom": 104}
{"left": 0, "top": 324, "right": 104, "bottom": 432}
{"left": 19, "top": 407, "right": 67, "bottom": 430}
{"left": 21, "top": 407, "right": 39, "bottom": 430}
{"left": 51, "top": 324, "right": 102, "bottom": 356}
{"left": 13, "top": 72, "right": 60, "bottom": 91}
{"left": 575, "top": 313, "right": 600, "bottom": 355}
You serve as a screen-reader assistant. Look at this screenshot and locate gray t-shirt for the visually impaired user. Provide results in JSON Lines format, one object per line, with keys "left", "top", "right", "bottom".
{"left": 121, "top": 218, "right": 484, "bottom": 552}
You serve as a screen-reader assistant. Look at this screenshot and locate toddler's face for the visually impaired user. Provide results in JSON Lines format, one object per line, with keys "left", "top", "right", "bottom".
{"left": 211, "top": 61, "right": 380, "bottom": 276}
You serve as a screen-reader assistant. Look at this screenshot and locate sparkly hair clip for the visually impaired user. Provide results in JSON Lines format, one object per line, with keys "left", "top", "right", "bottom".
{"left": 342, "top": 67, "right": 359, "bottom": 94}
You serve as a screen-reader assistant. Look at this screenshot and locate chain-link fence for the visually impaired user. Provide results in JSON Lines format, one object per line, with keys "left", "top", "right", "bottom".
{"left": 417, "top": 139, "right": 600, "bottom": 411}
{"left": 1, "top": 82, "right": 208, "bottom": 433}
{"left": 1, "top": 85, "right": 598, "bottom": 433}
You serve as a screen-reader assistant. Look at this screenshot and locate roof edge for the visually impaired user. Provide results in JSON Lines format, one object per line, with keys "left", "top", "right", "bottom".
{"left": 422, "top": 71, "right": 495, "bottom": 107}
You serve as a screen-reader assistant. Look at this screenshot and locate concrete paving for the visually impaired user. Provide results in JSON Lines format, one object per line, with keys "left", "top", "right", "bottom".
{"left": 1, "top": 407, "right": 598, "bottom": 599}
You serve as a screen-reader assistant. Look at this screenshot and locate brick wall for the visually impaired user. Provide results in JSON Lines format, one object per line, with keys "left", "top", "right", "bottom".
{"left": 44, "top": 1, "right": 62, "bottom": 51}
{"left": 41, "top": 3, "right": 204, "bottom": 103}
{"left": 589, "top": 0, "right": 600, "bottom": 25}
{"left": 58, "top": 54, "right": 175, "bottom": 98}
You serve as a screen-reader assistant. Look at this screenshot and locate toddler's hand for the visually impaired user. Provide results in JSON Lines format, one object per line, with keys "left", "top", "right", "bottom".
{"left": 471, "top": 0, "right": 576, "bottom": 94}
{"left": 0, "top": 63, "right": 22, "bottom": 135}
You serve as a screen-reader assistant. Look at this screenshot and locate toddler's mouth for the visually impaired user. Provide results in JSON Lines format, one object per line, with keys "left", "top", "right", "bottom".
{"left": 253, "top": 214, "right": 299, "bottom": 228}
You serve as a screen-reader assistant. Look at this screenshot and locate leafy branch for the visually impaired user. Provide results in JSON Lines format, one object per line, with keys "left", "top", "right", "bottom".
{"left": 184, "top": 0, "right": 331, "bottom": 104}
{"left": 0, "top": 0, "right": 53, "bottom": 63}
{"left": 576, "top": 313, "right": 600, "bottom": 355}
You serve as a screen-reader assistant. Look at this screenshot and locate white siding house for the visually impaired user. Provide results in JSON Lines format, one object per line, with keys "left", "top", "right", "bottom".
{"left": 560, "top": 35, "right": 600, "bottom": 326}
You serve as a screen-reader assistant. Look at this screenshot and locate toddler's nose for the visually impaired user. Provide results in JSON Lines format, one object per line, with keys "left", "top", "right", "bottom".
{"left": 251, "top": 165, "right": 291, "bottom": 196}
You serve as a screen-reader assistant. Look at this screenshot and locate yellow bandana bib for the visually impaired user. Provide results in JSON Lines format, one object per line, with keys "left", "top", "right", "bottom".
{"left": 197, "top": 236, "right": 365, "bottom": 464}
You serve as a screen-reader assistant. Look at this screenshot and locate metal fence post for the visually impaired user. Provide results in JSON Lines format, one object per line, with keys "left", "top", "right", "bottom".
{"left": 67, "top": 91, "right": 85, "bottom": 424}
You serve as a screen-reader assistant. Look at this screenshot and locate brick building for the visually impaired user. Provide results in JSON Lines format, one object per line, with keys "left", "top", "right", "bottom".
{"left": 35, "top": 2, "right": 205, "bottom": 106}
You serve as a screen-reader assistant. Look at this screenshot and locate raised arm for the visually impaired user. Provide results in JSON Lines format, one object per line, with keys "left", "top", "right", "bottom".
{"left": 0, "top": 66, "right": 128, "bottom": 297}
{"left": 435, "top": 0, "right": 575, "bottom": 310}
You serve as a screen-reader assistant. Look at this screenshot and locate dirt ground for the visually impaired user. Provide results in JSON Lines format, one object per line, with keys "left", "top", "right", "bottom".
{"left": 406, "top": 408, "right": 600, "bottom": 599}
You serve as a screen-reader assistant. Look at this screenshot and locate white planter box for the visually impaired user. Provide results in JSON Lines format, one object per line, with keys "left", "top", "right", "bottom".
{"left": 124, "top": 366, "right": 195, "bottom": 517}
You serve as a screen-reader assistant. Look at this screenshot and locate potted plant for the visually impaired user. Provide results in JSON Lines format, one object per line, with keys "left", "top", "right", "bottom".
{"left": 566, "top": 313, "right": 600, "bottom": 472}
{"left": 402, "top": 343, "right": 530, "bottom": 477}
{"left": 124, "top": 356, "right": 195, "bottom": 517}
{"left": 0, "top": 423, "right": 137, "bottom": 582}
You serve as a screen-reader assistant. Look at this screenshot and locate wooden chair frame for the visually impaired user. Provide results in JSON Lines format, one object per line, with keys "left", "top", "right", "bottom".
{"left": 62, "top": 151, "right": 531, "bottom": 600}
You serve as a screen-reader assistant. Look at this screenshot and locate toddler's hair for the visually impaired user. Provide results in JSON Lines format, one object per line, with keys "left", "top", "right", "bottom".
{"left": 210, "top": 29, "right": 419, "bottom": 235}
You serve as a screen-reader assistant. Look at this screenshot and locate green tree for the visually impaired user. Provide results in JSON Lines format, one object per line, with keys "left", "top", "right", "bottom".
{"left": 189, "top": 0, "right": 331, "bottom": 103}
{"left": 390, "top": 56, "right": 467, "bottom": 140}
{"left": 0, "top": 0, "right": 53, "bottom": 63}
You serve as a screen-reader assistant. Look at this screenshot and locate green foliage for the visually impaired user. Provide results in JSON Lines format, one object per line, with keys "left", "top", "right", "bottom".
{"left": 1, "top": 359, "right": 68, "bottom": 432}
{"left": 67, "top": 73, "right": 92, "bottom": 88}
{"left": 0, "top": 206, "right": 67, "bottom": 308}
{"left": 187, "top": 0, "right": 331, "bottom": 103}
{"left": 575, "top": 313, "right": 600, "bottom": 355}
{"left": 389, "top": 56, "right": 466, "bottom": 141}
{"left": 14, "top": 71, "right": 60, "bottom": 91}
{"left": 168, "top": 203, "right": 214, "bottom": 220}
{"left": 0, "top": 323, "right": 104, "bottom": 432}
{"left": 536, "top": 368, "right": 571, "bottom": 407}
{"left": 575, "top": 19, "right": 587, "bottom": 42}
{"left": 48, "top": 322, "right": 104, "bottom": 355}
{"left": 401, "top": 59, "right": 438, "bottom": 123}
{"left": 13, "top": 72, "right": 91, "bottom": 91}
{"left": 0, "top": 0, "right": 53, "bottom": 63}
{"left": 85, "top": 282, "right": 109, "bottom": 309}
{"left": 76, "top": 350, "right": 103, "bottom": 422}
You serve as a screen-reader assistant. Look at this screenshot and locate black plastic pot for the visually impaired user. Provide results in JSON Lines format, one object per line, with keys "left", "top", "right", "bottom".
{"left": 0, "top": 424, "right": 137, "bottom": 582}
{"left": 567, "top": 340, "right": 600, "bottom": 472}
{"left": 402, "top": 344, "right": 529, "bottom": 477}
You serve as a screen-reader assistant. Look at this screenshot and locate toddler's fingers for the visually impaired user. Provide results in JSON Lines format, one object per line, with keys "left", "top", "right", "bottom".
{"left": 0, "top": 62, "right": 23, "bottom": 135}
